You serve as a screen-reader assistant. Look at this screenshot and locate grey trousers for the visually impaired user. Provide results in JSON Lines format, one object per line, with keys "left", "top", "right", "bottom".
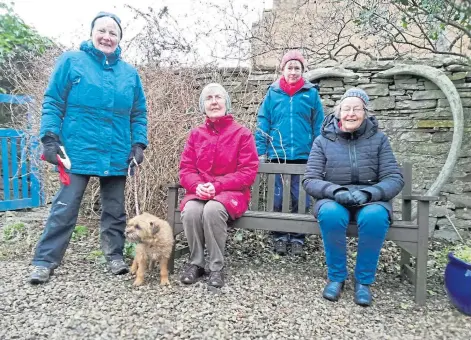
{"left": 32, "top": 174, "right": 127, "bottom": 269}
{"left": 181, "top": 200, "right": 229, "bottom": 272}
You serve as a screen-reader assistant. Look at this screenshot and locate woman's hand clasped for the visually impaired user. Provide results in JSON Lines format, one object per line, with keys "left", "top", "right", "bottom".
{"left": 334, "top": 189, "right": 370, "bottom": 206}
{"left": 196, "top": 182, "right": 216, "bottom": 200}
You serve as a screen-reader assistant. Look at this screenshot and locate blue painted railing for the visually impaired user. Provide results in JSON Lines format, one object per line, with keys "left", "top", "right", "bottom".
{"left": 0, "top": 94, "right": 43, "bottom": 211}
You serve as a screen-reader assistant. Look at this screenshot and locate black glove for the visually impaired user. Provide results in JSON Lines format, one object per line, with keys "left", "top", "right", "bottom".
{"left": 334, "top": 189, "right": 356, "bottom": 206}
{"left": 352, "top": 190, "right": 370, "bottom": 205}
{"left": 41, "top": 132, "right": 64, "bottom": 166}
{"left": 128, "top": 143, "right": 145, "bottom": 167}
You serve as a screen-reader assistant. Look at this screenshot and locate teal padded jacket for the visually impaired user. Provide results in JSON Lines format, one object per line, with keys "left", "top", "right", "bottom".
{"left": 39, "top": 40, "right": 148, "bottom": 176}
{"left": 255, "top": 78, "right": 324, "bottom": 161}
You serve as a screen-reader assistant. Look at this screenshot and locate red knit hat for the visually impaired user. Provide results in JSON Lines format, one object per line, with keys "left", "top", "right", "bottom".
{"left": 280, "top": 50, "right": 306, "bottom": 71}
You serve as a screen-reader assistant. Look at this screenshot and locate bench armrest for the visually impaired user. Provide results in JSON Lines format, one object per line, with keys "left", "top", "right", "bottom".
{"left": 402, "top": 194, "right": 439, "bottom": 201}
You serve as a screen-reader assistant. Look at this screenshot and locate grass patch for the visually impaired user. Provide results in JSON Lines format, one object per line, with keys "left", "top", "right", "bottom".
{"left": 2, "top": 222, "right": 26, "bottom": 241}
{"left": 453, "top": 245, "right": 471, "bottom": 263}
{"left": 87, "top": 249, "right": 106, "bottom": 264}
{"left": 124, "top": 242, "right": 136, "bottom": 259}
{"left": 71, "top": 225, "right": 88, "bottom": 241}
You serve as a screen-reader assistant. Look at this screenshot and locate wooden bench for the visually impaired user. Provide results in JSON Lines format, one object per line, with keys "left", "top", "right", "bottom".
{"left": 167, "top": 162, "right": 438, "bottom": 305}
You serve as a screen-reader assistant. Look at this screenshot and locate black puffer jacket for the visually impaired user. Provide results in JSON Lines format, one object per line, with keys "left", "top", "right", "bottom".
{"left": 302, "top": 114, "right": 404, "bottom": 220}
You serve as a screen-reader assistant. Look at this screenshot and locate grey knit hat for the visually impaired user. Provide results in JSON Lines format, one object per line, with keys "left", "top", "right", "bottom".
{"left": 340, "top": 87, "right": 370, "bottom": 106}
{"left": 199, "top": 83, "right": 232, "bottom": 114}
{"left": 340, "top": 88, "right": 369, "bottom": 105}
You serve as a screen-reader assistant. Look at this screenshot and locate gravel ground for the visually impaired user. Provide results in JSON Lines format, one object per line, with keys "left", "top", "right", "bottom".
{"left": 1, "top": 208, "right": 470, "bottom": 339}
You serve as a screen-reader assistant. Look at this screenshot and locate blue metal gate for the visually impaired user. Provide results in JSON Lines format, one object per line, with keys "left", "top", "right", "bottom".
{"left": 0, "top": 94, "right": 43, "bottom": 211}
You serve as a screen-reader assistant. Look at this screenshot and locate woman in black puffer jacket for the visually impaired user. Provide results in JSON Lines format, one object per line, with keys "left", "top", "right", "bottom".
{"left": 302, "top": 88, "right": 404, "bottom": 306}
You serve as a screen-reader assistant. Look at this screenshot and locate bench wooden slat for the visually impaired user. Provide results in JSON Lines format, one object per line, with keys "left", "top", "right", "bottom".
{"left": 281, "top": 174, "right": 290, "bottom": 213}
{"left": 259, "top": 163, "right": 306, "bottom": 174}
{"left": 238, "top": 210, "right": 418, "bottom": 227}
{"left": 395, "top": 241, "right": 418, "bottom": 258}
{"left": 402, "top": 195, "right": 440, "bottom": 201}
{"left": 173, "top": 214, "right": 420, "bottom": 243}
{"left": 298, "top": 178, "right": 307, "bottom": 213}
{"left": 266, "top": 174, "right": 275, "bottom": 212}
{"left": 250, "top": 174, "right": 261, "bottom": 211}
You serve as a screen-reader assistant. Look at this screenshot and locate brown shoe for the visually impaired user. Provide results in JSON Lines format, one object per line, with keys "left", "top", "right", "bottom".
{"left": 208, "top": 270, "right": 224, "bottom": 288}
{"left": 180, "top": 264, "right": 205, "bottom": 284}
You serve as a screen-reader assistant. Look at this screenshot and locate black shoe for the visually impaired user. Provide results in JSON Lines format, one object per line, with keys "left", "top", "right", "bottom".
{"left": 109, "top": 259, "right": 129, "bottom": 275}
{"left": 208, "top": 270, "right": 224, "bottom": 288}
{"left": 30, "top": 266, "right": 53, "bottom": 284}
{"left": 274, "top": 240, "right": 287, "bottom": 255}
{"left": 180, "top": 264, "right": 205, "bottom": 284}
{"left": 291, "top": 242, "right": 304, "bottom": 256}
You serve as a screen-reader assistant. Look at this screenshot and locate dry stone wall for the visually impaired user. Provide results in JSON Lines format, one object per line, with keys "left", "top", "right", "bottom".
{"left": 225, "top": 58, "right": 471, "bottom": 241}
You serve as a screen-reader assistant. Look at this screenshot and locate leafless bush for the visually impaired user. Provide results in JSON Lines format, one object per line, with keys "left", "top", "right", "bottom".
{"left": 3, "top": 44, "right": 261, "bottom": 222}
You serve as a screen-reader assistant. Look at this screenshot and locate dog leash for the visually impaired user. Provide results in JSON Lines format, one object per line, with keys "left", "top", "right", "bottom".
{"left": 127, "top": 157, "right": 140, "bottom": 216}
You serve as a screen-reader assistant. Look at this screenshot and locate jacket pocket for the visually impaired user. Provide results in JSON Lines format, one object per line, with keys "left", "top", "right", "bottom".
{"left": 115, "top": 76, "right": 136, "bottom": 112}
{"left": 61, "top": 114, "right": 79, "bottom": 142}
{"left": 67, "top": 76, "right": 82, "bottom": 105}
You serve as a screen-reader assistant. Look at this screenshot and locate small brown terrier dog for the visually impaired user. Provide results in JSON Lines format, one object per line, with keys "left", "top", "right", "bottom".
{"left": 125, "top": 212, "right": 174, "bottom": 286}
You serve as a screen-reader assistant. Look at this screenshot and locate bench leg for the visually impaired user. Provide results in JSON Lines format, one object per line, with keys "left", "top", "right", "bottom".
{"left": 400, "top": 249, "right": 411, "bottom": 280}
{"left": 167, "top": 187, "right": 178, "bottom": 275}
{"left": 415, "top": 251, "right": 427, "bottom": 305}
{"left": 414, "top": 201, "right": 430, "bottom": 306}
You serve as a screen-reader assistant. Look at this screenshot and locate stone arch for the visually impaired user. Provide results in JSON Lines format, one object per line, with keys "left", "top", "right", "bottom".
{"left": 377, "top": 65, "right": 464, "bottom": 201}
{"left": 304, "top": 67, "right": 358, "bottom": 83}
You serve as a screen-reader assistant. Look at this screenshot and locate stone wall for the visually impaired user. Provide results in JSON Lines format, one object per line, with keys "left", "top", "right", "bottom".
{"left": 227, "top": 58, "right": 471, "bottom": 241}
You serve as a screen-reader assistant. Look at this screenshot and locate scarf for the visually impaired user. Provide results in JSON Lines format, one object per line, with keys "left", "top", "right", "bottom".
{"left": 279, "top": 76, "right": 305, "bottom": 97}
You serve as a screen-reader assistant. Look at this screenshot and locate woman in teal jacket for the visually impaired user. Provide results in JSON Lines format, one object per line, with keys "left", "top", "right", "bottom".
{"left": 255, "top": 50, "right": 324, "bottom": 255}
{"left": 30, "top": 12, "right": 148, "bottom": 284}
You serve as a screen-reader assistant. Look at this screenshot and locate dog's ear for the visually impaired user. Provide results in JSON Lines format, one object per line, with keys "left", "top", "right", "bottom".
{"left": 150, "top": 221, "right": 160, "bottom": 235}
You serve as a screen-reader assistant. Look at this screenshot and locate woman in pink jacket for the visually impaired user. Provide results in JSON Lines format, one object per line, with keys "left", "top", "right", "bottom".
{"left": 179, "top": 83, "right": 259, "bottom": 288}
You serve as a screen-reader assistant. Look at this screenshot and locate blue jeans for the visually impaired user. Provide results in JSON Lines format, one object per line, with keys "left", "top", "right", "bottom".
{"left": 273, "top": 174, "right": 311, "bottom": 244}
{"left": 32, "top": 174, "right": 127, "bottom": 269}
{"left": 317, "top": 201, "right": 390, "bottom": 284}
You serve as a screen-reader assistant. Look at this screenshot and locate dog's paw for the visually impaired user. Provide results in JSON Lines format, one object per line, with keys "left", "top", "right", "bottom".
{"left": 130, "top": 268, "right": 137, "bottom": 275}
{"left": 160, "top": 278, "right": 170, "bottom": 286}
{"left": 133, "top": 279, "right": 145, "bottom": 287}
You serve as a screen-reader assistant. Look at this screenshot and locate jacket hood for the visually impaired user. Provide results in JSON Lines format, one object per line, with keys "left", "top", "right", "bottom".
{"left": 80, "top": 40, "right": 121, "bottom": 67}
{"left": 321, "top": 113, "right": 378, "bottom": 141}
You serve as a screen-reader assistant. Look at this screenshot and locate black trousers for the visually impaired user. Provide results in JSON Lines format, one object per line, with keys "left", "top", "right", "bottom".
{"left": 32, "top": 174, "right": 127, "bottom": 268}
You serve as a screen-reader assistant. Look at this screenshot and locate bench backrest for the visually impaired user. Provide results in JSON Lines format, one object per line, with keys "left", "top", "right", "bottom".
{"left": 249, "top": 162, "right": 412, "bottom": 214}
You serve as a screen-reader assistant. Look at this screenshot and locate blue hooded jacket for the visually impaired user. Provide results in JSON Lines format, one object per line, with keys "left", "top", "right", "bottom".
{"left": 39, "top": 40, "right": 148, "bottom": 176}
{"left": 255, "top": 79, "right": 324, "bottom": 161}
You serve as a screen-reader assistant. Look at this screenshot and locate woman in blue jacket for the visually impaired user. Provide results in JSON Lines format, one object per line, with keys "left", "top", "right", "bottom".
{"left": 29, "top": 12, "right": 148, "bottom": 284}
{"left": 255, "top": 50, "right": 324, "bottom": 255}
{"left": 303, "top": 88, "right": 404, "bottom": 306}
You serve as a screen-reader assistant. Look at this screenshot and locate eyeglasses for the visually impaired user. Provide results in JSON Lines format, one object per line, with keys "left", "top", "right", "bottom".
{"left": 340, "top": 107, "right": 364, "bottom": 114}
{"left": 204, "top": 95, "right": 225, "bottom": 103}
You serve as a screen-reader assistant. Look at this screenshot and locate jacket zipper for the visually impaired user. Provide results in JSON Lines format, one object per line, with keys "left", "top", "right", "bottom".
{"left": 349, "top": 135, "right": 359, "bottom": 183}
{"left": 290, "top": 96, "right": 293, "bottom": 159}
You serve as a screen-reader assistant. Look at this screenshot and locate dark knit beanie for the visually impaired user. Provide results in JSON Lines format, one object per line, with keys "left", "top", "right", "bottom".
{"left": 91, "top": 11, "right": 122, "bottom": 39}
